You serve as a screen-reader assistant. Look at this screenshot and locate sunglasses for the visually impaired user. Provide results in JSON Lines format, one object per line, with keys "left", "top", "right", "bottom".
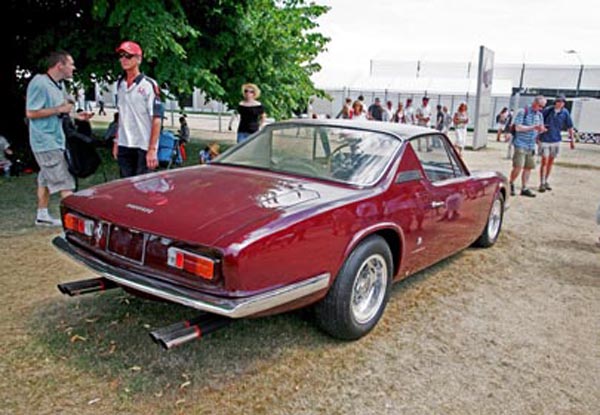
{"left": 244, "top": 89, "right": 255, "bottom": 94}
{"left": 118, "top": 52, "right": 135, "bottom": 59}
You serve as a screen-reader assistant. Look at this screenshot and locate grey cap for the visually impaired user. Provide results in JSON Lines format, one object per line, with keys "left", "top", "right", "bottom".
{"left": 555, "top": 95, "right": 567, "bottom": 103}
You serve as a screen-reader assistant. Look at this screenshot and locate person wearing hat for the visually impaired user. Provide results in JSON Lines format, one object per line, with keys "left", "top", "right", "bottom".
{"left": 537, "top": 95, "right": 574, "bottom": 192}
{"left": 112, "top": 40, "right": 164, "bottom": 177}
{"left": 199, "top": 142, "right": 220, "bottom": 164}
{"left": 235, "top": 83, "right": 266, "bottom": 143}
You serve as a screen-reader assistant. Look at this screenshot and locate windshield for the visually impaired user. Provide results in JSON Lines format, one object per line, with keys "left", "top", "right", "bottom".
{"left": 216, "top": 125, "right": 402, "bottom": 185}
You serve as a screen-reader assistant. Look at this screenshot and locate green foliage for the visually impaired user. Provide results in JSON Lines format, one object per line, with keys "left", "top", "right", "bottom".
{"left": 6, "top": 0, "right": 330, "bottom": 131}
{"left": 217, "top": 0, "right": 330, "bottom": 119}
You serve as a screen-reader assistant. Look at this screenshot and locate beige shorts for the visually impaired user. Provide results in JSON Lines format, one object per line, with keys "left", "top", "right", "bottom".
{"left": 512, "top": 147, "right": 536, "bottom": 170}
{"left": 34, "top": 149, "right": 75, "bottom": 194}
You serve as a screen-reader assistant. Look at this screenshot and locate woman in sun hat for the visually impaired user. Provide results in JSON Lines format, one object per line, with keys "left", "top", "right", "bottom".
{"left": 235, "top": 83, "right": 266, "bottom": 144}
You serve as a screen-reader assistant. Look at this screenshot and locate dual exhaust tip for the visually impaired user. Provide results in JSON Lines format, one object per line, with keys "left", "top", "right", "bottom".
{"left": 57, "top": 277, "right": 231, "bottom": 349}
{"left": 149, "top": 314, "right": 231, "bottom": 350}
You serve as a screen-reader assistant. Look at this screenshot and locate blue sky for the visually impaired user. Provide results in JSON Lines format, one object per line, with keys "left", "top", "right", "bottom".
{"left": 313, "top": 0, "right": 599, "bottom": 81}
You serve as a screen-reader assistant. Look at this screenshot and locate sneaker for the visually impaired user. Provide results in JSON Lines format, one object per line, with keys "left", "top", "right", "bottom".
{"left": 544, "top": 182, "right": 552, "bottom": 191}
{"left": 35, "top": 217, "right": 62, "bottom": 227}
{"left": 510, "top": 183, "right": 516, "bottom": 196}
{"left": 538, "top": 184, "right": 546, "bottom": 193}
{"left": 520, "top": 188, "right": 536, "bottom": 198}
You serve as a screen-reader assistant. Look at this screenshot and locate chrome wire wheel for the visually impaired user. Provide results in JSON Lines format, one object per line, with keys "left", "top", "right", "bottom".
{"left": 351, "top": 253, "right": 388, "bottom": 324}
{"left": 487, "top": 196, "right": 503, "bottom": 241}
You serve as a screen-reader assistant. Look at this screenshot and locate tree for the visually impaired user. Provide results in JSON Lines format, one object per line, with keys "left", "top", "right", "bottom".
{"left": 3, "top": 0, "right": 329, "bottom": 157}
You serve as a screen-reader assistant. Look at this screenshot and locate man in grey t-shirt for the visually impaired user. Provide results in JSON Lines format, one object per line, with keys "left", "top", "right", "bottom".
{"left": 26, "top": 50, "right": 93, "bottom": 226}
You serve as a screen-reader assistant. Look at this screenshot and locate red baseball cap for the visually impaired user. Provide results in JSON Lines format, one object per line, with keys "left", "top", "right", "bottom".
{"left": 115, "top": 41, "right": 143, "bottom": 56}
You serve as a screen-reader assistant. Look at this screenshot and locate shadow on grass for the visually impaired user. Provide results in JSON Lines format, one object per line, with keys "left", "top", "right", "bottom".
{"left": 27, "top": 214, "right": 501, "bottom": 399}
{"left": 31, "top": 290, "right": 334, "bottom": 395}
{"left": 30, "top": 252, "right": 475, "bottom": 398}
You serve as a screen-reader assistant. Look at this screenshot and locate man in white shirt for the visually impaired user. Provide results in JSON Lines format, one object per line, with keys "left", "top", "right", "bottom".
{"left": 382, "top": 100, "right": 393, "bottom": 122}
{"left": 415, "top": 96, "right": 432, "bottom": 127}
{"left": 112, "top": 41, "right": 164, "bottom": 178}
{"left": 415, "top": 96, "right": 434, "bottom": 151}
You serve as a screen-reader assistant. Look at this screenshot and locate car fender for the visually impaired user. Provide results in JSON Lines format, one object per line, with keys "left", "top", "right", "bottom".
{"left": 341, "top": 222, "right": 406, "bottom": 280}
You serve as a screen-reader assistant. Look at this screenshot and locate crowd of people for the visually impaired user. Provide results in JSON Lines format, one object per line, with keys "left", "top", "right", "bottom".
{"left": 334, "top": 95, "right": 470, "bottom": 154}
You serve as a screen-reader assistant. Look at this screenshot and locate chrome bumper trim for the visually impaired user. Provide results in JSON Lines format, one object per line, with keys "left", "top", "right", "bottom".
{"left": 53, "top": 236, "right": 330, "bottom": 318}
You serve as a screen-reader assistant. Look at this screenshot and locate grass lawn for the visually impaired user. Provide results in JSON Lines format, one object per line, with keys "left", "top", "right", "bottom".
{"left": 0, "top": 125, "right": 330, "bottom": 414}
{"left": 0, "top": 127, "right": 232, "bottom": 236}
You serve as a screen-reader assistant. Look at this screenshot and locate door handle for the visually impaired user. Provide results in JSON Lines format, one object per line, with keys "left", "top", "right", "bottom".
{"left": 431, "top": 201, "right": 445, "bottom": 208}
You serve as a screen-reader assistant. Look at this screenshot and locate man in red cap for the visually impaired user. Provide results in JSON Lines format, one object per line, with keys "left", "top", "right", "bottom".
{"left": 112, "top": 41, "right": 164, "bottom": 177}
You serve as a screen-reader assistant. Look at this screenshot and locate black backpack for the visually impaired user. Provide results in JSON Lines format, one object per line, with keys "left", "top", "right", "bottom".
{"left": 62, "top": 117, "right": 101, "bottom": 179}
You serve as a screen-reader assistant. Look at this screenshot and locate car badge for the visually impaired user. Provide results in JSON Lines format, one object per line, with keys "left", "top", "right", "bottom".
{"left": 126, "top": 203, "right": 154, "bottom": 214}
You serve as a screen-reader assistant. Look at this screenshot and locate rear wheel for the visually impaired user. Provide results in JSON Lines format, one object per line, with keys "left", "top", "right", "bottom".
{"left": 473, "top": 192, "right": 504, "bottom": 247}
{"left": 314, "top": 235, "right": 392, "bottom": 340}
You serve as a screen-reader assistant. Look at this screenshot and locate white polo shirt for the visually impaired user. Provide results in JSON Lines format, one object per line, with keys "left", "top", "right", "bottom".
{"left": 116, "top": 74, "right": 163, "bottom": 151}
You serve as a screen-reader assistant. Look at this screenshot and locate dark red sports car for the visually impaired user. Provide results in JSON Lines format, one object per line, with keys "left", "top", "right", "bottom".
{"left": 55, "top": 119, "right": 507, "bottom": 348}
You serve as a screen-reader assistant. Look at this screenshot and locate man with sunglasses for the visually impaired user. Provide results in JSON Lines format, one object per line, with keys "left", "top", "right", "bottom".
{"left": 113, "top": 41, "right": 164, "bottom": 177}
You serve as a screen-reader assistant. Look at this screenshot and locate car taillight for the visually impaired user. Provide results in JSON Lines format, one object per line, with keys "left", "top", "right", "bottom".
{"left": 64, "top": 213, "right": 94, "bottom": 236}
{"left": 167, "top": 247, "right": 215, "bottom": 280}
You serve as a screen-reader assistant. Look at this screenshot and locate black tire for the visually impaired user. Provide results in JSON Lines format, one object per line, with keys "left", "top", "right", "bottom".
{"left": 473, "top": 192, "right": 504, "bottom": 248}
{"left": 314, "top": 235, "right": 393, "bottom": 340}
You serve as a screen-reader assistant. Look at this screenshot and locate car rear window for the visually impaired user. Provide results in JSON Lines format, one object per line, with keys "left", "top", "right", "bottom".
{"left": 217, "top": 125, "right": 402, "bottom": 186}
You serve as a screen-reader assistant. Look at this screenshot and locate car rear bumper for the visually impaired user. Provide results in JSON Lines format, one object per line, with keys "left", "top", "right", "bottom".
{"left": 52, "top": 236, "right": 330, "bottom": 318}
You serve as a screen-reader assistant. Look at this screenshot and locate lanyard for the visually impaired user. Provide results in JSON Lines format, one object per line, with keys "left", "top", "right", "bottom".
{"left": 46, "top": 73, "right": 63, "bottom": 91}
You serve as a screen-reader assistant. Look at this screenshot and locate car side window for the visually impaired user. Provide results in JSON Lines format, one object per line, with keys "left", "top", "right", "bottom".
{"left": 410, "top": 134, "right": 465, "bottom": 182}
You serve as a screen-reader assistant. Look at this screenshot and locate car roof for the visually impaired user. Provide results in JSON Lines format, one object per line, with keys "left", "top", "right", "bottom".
{"left": 272, "top": 118, "right": 434, "bottom": 140}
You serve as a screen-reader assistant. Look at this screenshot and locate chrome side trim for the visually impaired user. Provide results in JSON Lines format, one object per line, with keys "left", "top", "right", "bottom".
{"left": 52, "top": 236, "right": 330, "bottom": 318}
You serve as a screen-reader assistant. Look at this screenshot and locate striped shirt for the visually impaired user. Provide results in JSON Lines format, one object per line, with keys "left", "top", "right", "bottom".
{"left": 512, "top": 106, "right": 543, "bottom": 151}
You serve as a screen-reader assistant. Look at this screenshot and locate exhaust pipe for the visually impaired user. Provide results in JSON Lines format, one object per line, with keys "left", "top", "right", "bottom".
{"left": 150, "top": 315, "right": 232, "bottom": 350}
{"left": 57, "top": 277, "right": 118, "bottom": 296}
{"left": 148, "top": 314, "right": 207, "bottom": 344}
